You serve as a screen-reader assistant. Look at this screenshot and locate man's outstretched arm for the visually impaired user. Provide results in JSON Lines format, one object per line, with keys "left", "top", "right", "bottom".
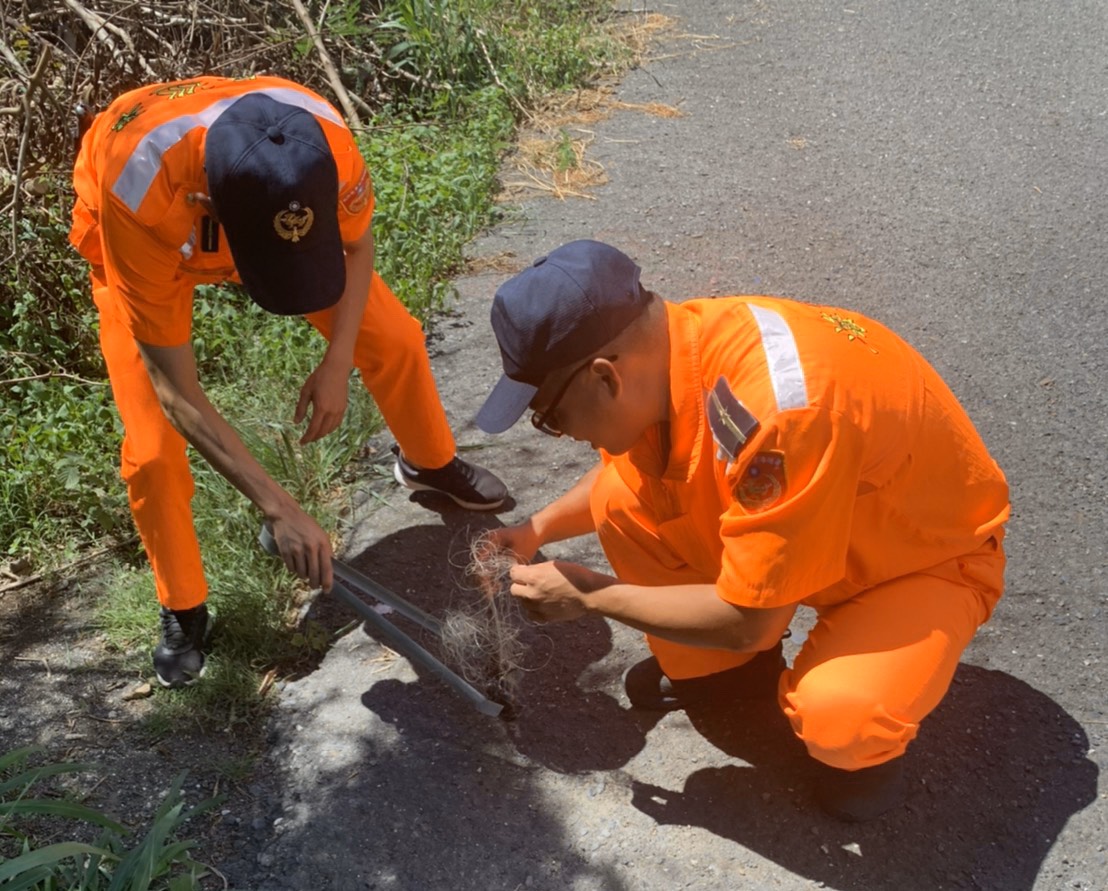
{"left": 138, "top": 339, "right": 334, "bottom": 591}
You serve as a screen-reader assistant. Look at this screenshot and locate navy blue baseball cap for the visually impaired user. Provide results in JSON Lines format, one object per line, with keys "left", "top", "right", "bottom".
{"left": 476, "top": 240, "right": 647, "bottom": 434}
{"left": 206, "top": 93, "right": 345, "bottom": 315}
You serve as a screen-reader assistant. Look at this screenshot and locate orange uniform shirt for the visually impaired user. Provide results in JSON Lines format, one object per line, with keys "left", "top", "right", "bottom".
{"left": 70, "top": 76, "right": 374, "bottom": 346}
{"left": 601, "top": 297, "right": 1010, "bottom": 610}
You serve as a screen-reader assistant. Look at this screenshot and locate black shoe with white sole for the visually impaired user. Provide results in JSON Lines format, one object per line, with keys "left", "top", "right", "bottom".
{"left": 392, "top": 445, "right": 508, "bottom": 511}
{"left": 153, "top": 603, "right": 213, "bottom": 689}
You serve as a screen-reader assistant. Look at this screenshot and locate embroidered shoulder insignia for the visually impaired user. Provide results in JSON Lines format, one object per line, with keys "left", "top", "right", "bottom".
{"left": 153, "top": 81, "right": 206, "bottom": 100}
{"left": 340, "top": 169, "right": 371, "bottom": 215}
{"left": 111, "top": 104, "right": 143, "bottom": 132}
{"left": 820, "top": 312, "right": 879, "bottom": 354}
{"left": 735, "top": 450, "right": 787, "bottom": 512}
{"left": 707, "top": 376, "right": 759, "bottom": 462}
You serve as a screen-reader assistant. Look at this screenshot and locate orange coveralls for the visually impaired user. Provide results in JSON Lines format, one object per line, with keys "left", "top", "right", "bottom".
{"left": 70, "top": 76, "right": 455, "bottom": 610}
{"left": 591, "top": 297, "right": 1010, "bottom": 769}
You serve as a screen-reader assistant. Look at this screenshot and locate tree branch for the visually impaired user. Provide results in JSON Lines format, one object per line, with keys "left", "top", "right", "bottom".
{"left": 288, "top": 0, "right": 363, "bottom": 130}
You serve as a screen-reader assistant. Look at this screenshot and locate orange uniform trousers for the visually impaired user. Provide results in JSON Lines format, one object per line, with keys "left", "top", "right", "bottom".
{"left": 591, "top": 461, "right": 1006, "bottom": 771}
{"left": 92, "top": 267, "right": 456, "bottom": 611}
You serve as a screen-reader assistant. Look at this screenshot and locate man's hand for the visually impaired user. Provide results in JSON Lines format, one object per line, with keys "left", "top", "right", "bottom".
{"left": 508, "top": 560, "right": 617, "bottom": 623}
{"left": 270, "top": 508, "right": 334, "bottom": 591}
{"left": 295, "top": 356, "right": 351, "bottom": 444}
{"left": 480, "top": 521, "right": 542, "bottom": 566}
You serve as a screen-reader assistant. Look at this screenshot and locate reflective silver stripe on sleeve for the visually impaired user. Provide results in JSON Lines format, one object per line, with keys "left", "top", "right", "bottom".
{"left": 111, "top": 87, "right": 344, "bottom": 213}
{"left": 749, "top": 303, "right": 809, "bottom": 410}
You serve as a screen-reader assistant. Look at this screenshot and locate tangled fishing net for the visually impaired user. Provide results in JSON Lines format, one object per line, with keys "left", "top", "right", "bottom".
{"left": 439, "top": 530, "right": 530, "bottom": 711}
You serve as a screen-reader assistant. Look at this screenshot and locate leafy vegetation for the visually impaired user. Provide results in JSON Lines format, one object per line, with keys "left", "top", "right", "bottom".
{"left": 0, "top": 747, "right": 219, "bottom": 889}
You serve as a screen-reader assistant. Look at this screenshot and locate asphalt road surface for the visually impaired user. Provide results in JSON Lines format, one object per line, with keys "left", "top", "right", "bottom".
{"left": 245, "top": 2, "right": 1107, "bottom": 889}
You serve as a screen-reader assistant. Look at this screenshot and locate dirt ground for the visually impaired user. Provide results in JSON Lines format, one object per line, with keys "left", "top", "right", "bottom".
{"left": 3, "top": 1, "right": 1106, "bottom": 889}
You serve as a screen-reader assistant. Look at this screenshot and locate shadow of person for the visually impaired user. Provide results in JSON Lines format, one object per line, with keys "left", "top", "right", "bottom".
{"left": 630, "top": 664, "right": 1098, "bottom": 890}
{"left": 342, "top": 521, "right": 656, "bottom": 772}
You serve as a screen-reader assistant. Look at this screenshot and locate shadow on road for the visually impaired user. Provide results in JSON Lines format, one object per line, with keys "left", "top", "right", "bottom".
{"left": 347, "top": 516, "right": 655, "bottom": 773}
{"left": 631, "top": 666, "right": 1098, "bottom": 891}
{"left": 301, "top": 514, "right": 1097, "bottom": 891}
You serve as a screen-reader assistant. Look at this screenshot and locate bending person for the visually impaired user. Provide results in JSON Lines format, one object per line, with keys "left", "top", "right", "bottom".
{"left": 71, "top": 76, "right": 507, "bottom": 688}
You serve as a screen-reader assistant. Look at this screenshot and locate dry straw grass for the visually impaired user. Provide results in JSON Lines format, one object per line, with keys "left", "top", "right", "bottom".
{"left": 498, "top": 12, "right": 682, "bottom": 202}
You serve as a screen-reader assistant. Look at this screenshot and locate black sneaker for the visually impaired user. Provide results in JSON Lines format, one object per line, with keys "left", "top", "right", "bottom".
{"left": 392, "top": 445, "right": 508, "bottom": 511}
{"left": 624, "top": 641, "right": 785, "bottom": 711}
{"left": 152, "top": 604, "right": 213, "bottom": 689}
{"left": 815, "top": 758, "right": 906, "bottom": 822}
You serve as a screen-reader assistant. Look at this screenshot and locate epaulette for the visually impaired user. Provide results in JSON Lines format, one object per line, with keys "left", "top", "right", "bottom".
{"left": 707, "top": 376, "right": 759, "bottom": 463}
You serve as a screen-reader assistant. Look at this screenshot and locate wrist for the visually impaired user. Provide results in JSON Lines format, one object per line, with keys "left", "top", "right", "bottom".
{"left": 261, "top": 490, "right": 302, "bottom": 526}
{"left": 320, "top": 347, "right": 354, "bottom": 374}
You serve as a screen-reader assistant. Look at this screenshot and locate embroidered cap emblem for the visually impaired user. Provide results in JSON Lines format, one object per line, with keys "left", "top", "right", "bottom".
{"left": 735, "top": 450, "right": 787, "bottom": 512}
{"left": 273, "top": 201, "right": 314, "bottom": 242}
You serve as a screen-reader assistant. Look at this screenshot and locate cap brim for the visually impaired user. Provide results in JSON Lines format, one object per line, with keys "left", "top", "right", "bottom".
{"left": 235, "top": 232, "right": 345, "bottom": 316}
{"left": 475, "top": 374, "right": 538, "bottom": 434}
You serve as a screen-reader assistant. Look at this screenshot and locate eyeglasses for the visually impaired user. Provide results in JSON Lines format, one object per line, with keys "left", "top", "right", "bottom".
{"left": 530, "top": 355, "right": 616, "bottom": 437}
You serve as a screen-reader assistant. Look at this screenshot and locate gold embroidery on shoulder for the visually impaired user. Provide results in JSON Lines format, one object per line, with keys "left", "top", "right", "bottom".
{"left": 111, "top": 104, "right": 143, "bottom": 131}
{"left": 154, "top": 82, "right": 207, "bottom": 100}
{"left": 821, "top": 312, "right": 879, "bottom": 354}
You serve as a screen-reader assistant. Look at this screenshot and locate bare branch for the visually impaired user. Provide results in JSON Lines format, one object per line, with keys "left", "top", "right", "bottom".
{"left": 10, "top": 45, "right": 52, "bottom": 269}
{"left": 288, "top": 0, "right": 363, "bottom": 130}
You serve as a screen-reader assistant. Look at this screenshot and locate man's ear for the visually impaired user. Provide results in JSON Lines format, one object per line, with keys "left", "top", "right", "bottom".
{"left": 592, "top": 357, "right": 621, "bottom": 399}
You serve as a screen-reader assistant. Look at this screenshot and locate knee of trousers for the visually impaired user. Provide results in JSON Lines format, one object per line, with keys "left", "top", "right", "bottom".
{"left": 119, "top": 433, "right": 192, "bottom": 494}
{"left": 782, "top": 671, "right": 919, "bottom": 770}
{"left": 352, "top": 308, "right": 427, "bottom": 378}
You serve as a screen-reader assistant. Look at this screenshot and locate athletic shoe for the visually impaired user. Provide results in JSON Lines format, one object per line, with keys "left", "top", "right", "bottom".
{"left": 152, "top": 603, "right": 213, "bottom": 689}
{"left": 815, "top": 757, "right": 906, "bottom": 822}
{"left": 392, "top": 445, "right": 508, "bottom": 511}
{"left": 624, "top": 641, "right": 785, "bottom": 711}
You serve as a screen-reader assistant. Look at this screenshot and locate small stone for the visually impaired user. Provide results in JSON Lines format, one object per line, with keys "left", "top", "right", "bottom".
{"left": 122, "top": 682, "right": 153, "bottom": 701}
{"left": 842, "top": 842, "right": 862, "bottom": 857}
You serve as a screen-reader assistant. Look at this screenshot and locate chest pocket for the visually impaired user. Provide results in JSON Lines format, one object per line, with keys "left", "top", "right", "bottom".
{"left": 142, "top": 184, "right": 236, "bottom": 282}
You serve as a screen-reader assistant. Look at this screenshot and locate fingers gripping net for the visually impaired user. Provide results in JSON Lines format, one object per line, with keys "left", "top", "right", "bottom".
{"left": 439, "top": 531, "right": 527, "bottom": 708}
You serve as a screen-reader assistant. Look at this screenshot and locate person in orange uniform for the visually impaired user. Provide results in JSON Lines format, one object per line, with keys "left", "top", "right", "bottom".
{"left": 70, "top": 76, "right": 507, "bottom": 688}
{"left": 475, "top": 240, "right": 1009, "bottom": 821}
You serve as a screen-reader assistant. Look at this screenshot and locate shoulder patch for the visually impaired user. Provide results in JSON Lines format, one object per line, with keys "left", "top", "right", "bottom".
{"left": 340, "top": 168, "right": 371, "bottom": 215}
{"left": 734, "top": 450, "right": 787, "bottom": 512}
{"left": 820, "top": 311, "right": 879, "bottom": 354}
{"left": 707, "top": 376, "right": 759, "bottom": 462}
